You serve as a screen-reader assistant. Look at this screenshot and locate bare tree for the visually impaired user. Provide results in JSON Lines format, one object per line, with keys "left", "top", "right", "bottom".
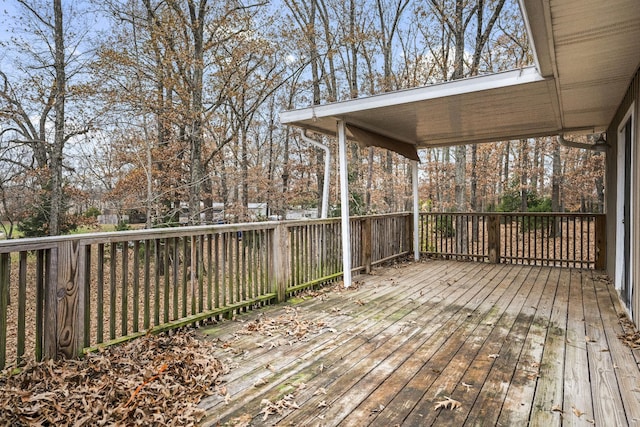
{"left": 0, "top": 0, "right": 94, "bottom": 235}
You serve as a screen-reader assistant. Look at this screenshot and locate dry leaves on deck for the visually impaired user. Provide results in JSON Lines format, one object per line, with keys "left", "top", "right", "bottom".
{"left": 238, "top": 307, "right": 332, "bottom": 343}
{"left": 0, "top": 329, "right": 228, "bottom": 426}
{"left": 618, "top": 315, "right": 640, "bottom": 349}
{"left": 260, "top": 394, "right": 300, "bottom": 421}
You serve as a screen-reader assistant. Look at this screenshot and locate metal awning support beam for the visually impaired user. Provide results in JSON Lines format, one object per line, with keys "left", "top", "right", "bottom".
{"left": 337, "top": 120, "right": 352, "bottom": 288}
{"left": 346, "top": 124, "right": 420, "bottom": 162}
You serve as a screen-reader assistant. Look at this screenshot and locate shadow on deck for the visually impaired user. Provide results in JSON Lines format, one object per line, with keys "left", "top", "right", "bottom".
{"left": 198, "top": 260, "right": 640, "bottom": 426}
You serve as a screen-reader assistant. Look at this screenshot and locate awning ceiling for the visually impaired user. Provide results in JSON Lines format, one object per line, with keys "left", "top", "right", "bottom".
{"left": 280, "top": 0, "right": 640, "bottom": 157}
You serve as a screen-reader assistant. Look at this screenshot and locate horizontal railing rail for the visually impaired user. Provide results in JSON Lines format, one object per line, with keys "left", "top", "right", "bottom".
{"left": 0, "top": 213, "right": 411, "bottom": 370}
{"left": 419, "top": 212, "right": 606, "bottom": 269}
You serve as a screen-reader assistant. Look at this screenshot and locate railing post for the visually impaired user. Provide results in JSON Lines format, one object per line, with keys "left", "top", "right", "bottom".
{"left": 44, "top": 241, "right": 84, "bottom": 360}
{"left": 0, "top": 253, "right": 9, "bottom": 369}
{"left": 362, "top": 217, "right": 372, "bottom": 274}
{"left": 595, "top": 214, "right": 606, "bottom": 270}
{"left": 271, "top": 224, "right": 290, "bottom": 303}
{"left": 488, "top": 214, "right": 501, "bottom": 264}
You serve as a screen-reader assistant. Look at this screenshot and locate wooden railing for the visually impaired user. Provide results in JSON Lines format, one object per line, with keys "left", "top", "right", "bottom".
{"left": 419, "top": 212, "right": 606, "bottom": 269}
{"left": 0, "top": 213, "right": 411, "bottom": 370}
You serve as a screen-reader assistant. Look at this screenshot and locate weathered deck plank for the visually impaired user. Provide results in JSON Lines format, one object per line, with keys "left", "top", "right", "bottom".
{"left": 496, "top": 267, "right": 558, "bottom": 426}
{"left": 529, "top": 267, "right": 570, "bottom": 427}
{"left": 593, "top": 272, "right": 640, "bottom": 425}
{"left": 307, "top": 263, "right": 507, "bottom": 426}
{"left": 197, "top": 261, "right": 640, "bottom": 427}
{"left": 454, "top": 266, "right": 550, "bottom": 426}
{"left": 223, "top": 261, "right": 487, "bottom": 424}
{"left": 562, "top": 269, "right": 594, "bottom": 426}
{"left": 199, "top": 260, "right": 464, "bottom": 421}
{"left": 338, "top": 264, "right": 511, "bottom": 425}
{"left": 397, "top": 265, "right": 536, "bottom": 426}
{"left": 583, "top": 270, "right": 632, "bottom": 425}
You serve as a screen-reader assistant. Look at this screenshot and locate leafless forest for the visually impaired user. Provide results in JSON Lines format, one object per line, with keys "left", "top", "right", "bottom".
{"left": 1, "top": 0, "right": 603, "bottom": 239}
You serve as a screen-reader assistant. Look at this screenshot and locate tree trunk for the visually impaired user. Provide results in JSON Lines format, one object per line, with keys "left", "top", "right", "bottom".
{"left": 470, "top": 144, "right": 478, "bottom": 242}
{"left": 531, "top": 139, "right": 540, "bottom": 195}
{"left": 470, "top": 144, "right": 478, "bottom": 212}
{"left": 187, "top": 0, "right": 207, "bottom": 225}
{"left": 241, "top": 124, "right": 250, "bottom": 221}
{"left": 365, "top": 147, "right": 374, "bottom": 212}
{"left": 384, "top": 151, "right": 394, "bottom": 211}
{"left": 519, "top": 139, "right": 528, "bottom": 212}
{"left": 501, "top": 141, "right": 510, "bottom": 205}
{"left": 50, "top": 0, "right": 66, "bottom": 236}
{"left": 551, "top": 137, "right": 562, "bottom": 235}
{"left": 454, "top": 145, "right": 467, "bottom": 254}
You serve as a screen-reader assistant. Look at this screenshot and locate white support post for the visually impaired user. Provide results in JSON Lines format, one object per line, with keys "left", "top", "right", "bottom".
{"left": 337, "top": 120, "right": 352, "bottom": 288}
{"left": 412, "top": 160, "right": 420, "bottom": 261}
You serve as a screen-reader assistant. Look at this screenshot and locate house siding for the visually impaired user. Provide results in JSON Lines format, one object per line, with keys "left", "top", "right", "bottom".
{"left": 606, "top": 66, "right": 640, "bottom": 325}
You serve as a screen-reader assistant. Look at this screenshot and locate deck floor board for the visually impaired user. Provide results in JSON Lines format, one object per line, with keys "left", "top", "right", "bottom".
{"left": 197, "top": 261, "right": 640, "bottom": 426}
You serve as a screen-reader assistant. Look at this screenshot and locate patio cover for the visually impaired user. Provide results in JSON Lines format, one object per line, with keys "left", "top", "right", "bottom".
{"left": 279, "top": 0, "right": 640, "bottom": 286}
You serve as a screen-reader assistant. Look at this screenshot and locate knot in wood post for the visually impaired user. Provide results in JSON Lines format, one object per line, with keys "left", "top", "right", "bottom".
{"left": 45, "top": 240, "right": 84, "bottom": 361}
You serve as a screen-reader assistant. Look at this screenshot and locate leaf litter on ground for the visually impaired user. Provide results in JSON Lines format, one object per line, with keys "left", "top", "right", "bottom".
{"left": 235, "top": 306, "right": 334, "bottom": 344}
{"left": 618, "top": 313, "right": 640, "bottom": 349}
{"left": 0, "top": 328, "right": 228, "bottom": 426}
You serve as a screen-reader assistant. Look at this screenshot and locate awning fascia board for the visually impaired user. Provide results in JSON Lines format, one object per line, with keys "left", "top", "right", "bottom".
{"left": 280, "top": 67, "right": 546, "bottom": 127}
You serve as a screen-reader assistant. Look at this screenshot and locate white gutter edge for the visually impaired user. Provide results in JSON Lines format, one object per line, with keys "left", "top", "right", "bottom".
{"left": 518, "top": 0, "right": 543, "bottom": 76}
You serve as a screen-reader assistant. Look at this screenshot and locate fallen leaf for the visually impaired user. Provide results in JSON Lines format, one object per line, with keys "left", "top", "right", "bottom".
{"left": 253, "top": 378, "right": 268, "bottom": 387}
{"left": 313, "top": 388, "right": 327, "bottom": 396}
{"left": 230, "top": 414, "right": 253, "bottom": 427}
{"left": 488, "top": 354, "right": 500, "bottom": 360}
{"left": 551, "top": 404, "right": 563, "bottom": 413}
{"left": 572, "top": 406, "right": 584, "bottom": 417}
{"left": 434, "top": 396, "right": 461, "bottom": 411}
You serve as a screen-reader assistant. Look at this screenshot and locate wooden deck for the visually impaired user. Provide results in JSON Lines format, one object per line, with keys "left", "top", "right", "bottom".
{"left": 197, "top": 260, "right": 640, "bottom": 426}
